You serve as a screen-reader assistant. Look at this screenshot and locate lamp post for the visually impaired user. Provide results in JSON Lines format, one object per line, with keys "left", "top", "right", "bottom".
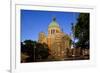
{"left": 71, "top": 23, "right": 76, "bottom": 57}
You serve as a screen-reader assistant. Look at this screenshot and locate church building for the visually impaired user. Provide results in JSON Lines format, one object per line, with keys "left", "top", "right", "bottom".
{"left": 38, "top": 17, "right": 71, "bottom": 60}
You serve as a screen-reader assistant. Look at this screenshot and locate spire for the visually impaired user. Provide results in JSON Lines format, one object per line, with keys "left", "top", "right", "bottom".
{"left": 53, "top": 16, "right": 56, "bottom": 21}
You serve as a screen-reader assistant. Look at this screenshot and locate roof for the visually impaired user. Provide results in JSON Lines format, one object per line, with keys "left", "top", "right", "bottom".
{"left": 48, "top": 17, "right": 60, "bottom": 28}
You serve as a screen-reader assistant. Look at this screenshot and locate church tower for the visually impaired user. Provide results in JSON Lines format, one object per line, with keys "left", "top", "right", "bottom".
{"left": 47, "top": 17, "right": 61, "bottom": 49}
{"left": 38, "top": 32, "right": 47, "bottom": 44}
{"left": 48, "top": 17, "right": 61, "bottom": 35}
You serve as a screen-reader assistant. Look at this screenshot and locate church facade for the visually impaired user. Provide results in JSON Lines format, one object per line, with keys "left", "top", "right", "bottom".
{"left": 38, "top": 17, "right": 71, "bottom": 60}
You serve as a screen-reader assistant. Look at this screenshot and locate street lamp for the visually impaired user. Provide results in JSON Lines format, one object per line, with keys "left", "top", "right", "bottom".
{"left": 71, "top": 23, "right": 76, "bottom": 57}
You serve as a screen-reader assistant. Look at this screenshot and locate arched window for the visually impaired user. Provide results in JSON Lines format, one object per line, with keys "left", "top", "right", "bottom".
{"left": 51, "top": 30, "right": 52, "bottom": 34}
{"left": 51, "top": 29, "right": 55, "bottom": 34}
{"left": 52, "top": 29, "right": 55, "bottom": 34}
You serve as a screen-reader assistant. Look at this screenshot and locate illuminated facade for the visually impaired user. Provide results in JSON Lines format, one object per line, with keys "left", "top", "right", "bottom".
{"left": 38, "top": 17, "right": 71, "bottom": 60}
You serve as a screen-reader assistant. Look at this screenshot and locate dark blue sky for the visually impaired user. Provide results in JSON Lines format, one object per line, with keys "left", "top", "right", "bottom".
{"left": 21, "top": 10, "right": 79, "bottom": 42}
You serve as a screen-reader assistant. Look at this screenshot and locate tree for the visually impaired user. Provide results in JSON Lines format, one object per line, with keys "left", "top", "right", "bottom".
{"left": 74, "top": 13, "right": 90, "bottom": 49}
{"left": 21, "top": 40, "right": 50, "bottom": 62}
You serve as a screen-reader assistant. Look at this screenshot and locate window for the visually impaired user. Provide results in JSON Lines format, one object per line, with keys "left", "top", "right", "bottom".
{"left": 51, "top": 29, "right": 55, "bottom": 34}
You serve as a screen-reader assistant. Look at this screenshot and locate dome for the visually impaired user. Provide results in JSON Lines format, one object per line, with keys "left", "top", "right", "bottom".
{"left": 48, "top": 17, "right": 60, "bottom": 28}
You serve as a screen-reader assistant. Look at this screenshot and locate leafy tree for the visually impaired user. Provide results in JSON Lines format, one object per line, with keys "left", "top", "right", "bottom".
{"left": 74, "top": 13, "right": 90, "bottom": 49}
{"left": 21, "top": 40, "right": 50, "bottom": 62}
